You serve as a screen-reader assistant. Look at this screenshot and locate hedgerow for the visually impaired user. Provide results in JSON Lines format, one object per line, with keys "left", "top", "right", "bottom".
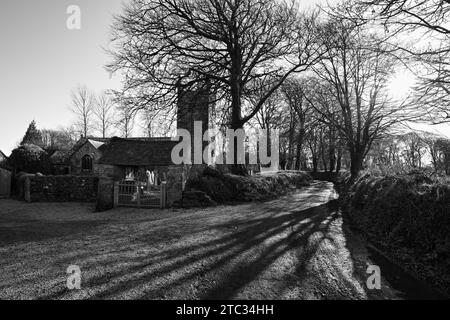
{"left": 342, "top": 171, "right": 450, "bottom": 296}
{"left": 186, "top": 167, "right": 312, "bottom": 203}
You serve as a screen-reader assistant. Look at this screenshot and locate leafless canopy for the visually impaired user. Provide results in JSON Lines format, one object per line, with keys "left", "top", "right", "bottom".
{"left": 304, "top": 9, "right": 422, "bottom": 177}
{"left": 107, "top": 0, "right": 325, "bottom": 129}
{"left": 70, "top": 85, "right": 95, "bottom": 138}
{"left": 367, "top": 0, "right": 450, "bottom": 35}
{"left": 94, "top": 92, "right": 116, "bottom": 138}
{"left": 362, "top": 0, "right": 450, "bottom": 123}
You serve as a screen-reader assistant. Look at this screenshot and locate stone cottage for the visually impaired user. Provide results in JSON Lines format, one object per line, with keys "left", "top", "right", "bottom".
{"left": 49, "top": 150, "right": 72, "bottom": 175}
{"left": 69, "top": 138, "right": 109, "bottom": 175}
{"left": 48, "top": 138, "right": 109, "bottom": 175}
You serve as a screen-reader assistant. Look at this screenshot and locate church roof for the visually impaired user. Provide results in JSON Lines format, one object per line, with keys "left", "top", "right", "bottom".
{"left": 49, "top": 150, "right": 72, "bottom": 164}
{"left": 99, "top": 137, "right": 178, "bottom": 166}
{"left": 88, "top": 139, "right": 106, "bottom": 150}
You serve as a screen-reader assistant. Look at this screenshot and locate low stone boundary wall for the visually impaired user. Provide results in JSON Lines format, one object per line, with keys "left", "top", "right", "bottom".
{"left": 24, "top": 175, "right": 98, "bottom": 202}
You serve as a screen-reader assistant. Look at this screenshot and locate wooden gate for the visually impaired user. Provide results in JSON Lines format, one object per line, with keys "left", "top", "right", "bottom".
{"left": 116, "top": 180, "right": 167, "bottom": 209}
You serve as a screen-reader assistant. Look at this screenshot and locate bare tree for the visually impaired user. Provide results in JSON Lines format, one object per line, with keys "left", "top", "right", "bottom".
{"left": 41, "top": 129, "right": 77, "bottom": 151}
{"left": 436, "top": 138, "right": 450, "bottom": 174}
{"left": 107, "top": 0, "right": 325, "bottom": 132}
{"left": 94, "top": 92, "right": 116, "bottom": 138}
{"left": 423, "top": 134, "right": 441, "bottom": 172}
{"left": 365, "top": 0, "right": 450, "bottom": 35}
{"left": 116, "top": 100, "right": 136, "bottom": 138}
{"left": 70, "top": 85, "right": 95, "bottom": 137}
{"left": 361, "top": 0, "right": 450, "bottom": 123}
{"left": 140, "top": 108, "right": 174, "bottom": 138}
{"left": 401, "top": 132, "right": 427, "bottom": 168}
{"left": 281, "top": 78, "right": 315, "bottom": 170}
{"left": 305, "top": 120, "right": 322, "bottom": 172}
{"left": 306, "top": 14, "right": 421, "bottom": 178}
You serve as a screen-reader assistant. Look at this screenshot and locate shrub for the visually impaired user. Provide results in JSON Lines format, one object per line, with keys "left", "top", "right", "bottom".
{"left": 9, "top": 144, "right": 50, "bottom": 174}
{"left": 342, "top": 170, "right": 450, "bottom": 296}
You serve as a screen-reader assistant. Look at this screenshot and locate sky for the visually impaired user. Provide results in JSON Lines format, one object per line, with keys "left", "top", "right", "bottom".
{"left": 0, "top": 0, "right": 449, "bottom": 156}
{"left": 0, "top": 0, "right": 124, "bottom": 155}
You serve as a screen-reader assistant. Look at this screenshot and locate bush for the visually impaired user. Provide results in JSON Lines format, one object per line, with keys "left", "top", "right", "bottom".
{"left": 342, "top": 170, "right": 450, "bottom": 296}
{"left": 186, "top": 167, "right": 312, "bottom": 203}
{"left": 9, "top": 144, "right": 50, "bottom": 174}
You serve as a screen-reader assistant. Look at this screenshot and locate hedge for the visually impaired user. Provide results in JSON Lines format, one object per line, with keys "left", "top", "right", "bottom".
{"left": 342, "top": 171, "right": 450, "bottom": 296}
{"left": 186, "top": 167, "right": 312, "bottom": 203}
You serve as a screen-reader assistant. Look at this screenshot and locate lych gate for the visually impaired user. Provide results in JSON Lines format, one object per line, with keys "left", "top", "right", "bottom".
{"left": 115, "top": 179, "right": 167, "bottom": 209}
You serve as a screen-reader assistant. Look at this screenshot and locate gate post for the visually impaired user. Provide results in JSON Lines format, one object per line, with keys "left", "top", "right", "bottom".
{"left": 113, "top": 181, "right": 119, "bottom": 208}
{"left": 96, "top": 177, "right": 115, "bottom": 212}
{"left": 160, "top": 181, "right": 167, "bottom": 209}
{"left": 24, "top": 177, "right": 31, "bottom": 203}
{"left": 136, "top": 181, "right": 141, "bottom": 208}
{"left": 166, "top": 166, "right": 183, "bottom": 207}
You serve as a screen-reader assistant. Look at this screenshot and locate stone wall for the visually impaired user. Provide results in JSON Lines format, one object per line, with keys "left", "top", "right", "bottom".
{"left": 166, "top": 165, "right": 187, "bottom": 207}
{"left": 0, "top": 167, "right": 11, "bottom": 197}
{"left": 97, "top": 164, "right": 124, "bottom": 180}
{"left": 96, "top": 177, "right": 114, "bottom": 211}
{"left": 27, "top": 175, "right": 98, "bottom": 202}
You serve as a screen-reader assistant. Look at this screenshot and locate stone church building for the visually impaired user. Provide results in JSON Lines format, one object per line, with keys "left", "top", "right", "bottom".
{"left": 52, "top": 81, "right": 213, "bottom": 182}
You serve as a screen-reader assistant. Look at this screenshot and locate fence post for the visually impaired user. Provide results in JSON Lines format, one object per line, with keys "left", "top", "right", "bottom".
{"left": 113, "top": 181, "right": 119, "bottom": 208}
{"left": 24, "top": 177, "right": 31, "bottom": 203}
{"left": 160, "top": 181, "right": 167, "bottom": 209}
{"left": 181, "top": 171, "right": 185, "bottom": 191}
{"left": 137, "top": 181, "right": 141, "bottom": 208}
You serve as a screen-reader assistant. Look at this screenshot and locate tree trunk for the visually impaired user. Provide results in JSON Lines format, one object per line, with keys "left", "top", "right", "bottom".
{"left": 295, "top": 131, "right": 304, "bottom": 170}
{"left": 230, "top": 67, "right": 247, "bottom": 175}
{"left": 312, "top": 156, "right": 318, "bottom": 173}
{"left": 336, "top": 144, "right": 342, "bottom": 173}
{"left": 287, "top": 114, "right": 295, "bottom": 170}
{"left": 350, "top": 150, "right": 364, "bottom": 180}
{"left": 329, "top": 146, "right": 336, "bottom": 173}
{"left": 320, "top": 144, "right": 327, "bottom": 172}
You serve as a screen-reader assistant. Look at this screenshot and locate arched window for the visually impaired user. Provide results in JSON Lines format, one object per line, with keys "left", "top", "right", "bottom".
{"left": 81, "top": 155, "right": 93, "bottom": 173}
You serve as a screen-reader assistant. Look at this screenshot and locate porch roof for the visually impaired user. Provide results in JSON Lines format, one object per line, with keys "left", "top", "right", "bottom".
{"left": 98, "top": 137, "right": 178, "bottom": 166}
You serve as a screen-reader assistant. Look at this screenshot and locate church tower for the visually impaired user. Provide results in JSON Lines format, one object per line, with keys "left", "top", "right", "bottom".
{"left": 176, "top": 80, "right": 213, "bottom": 165}
{"left": 176, "top": 80, "right": 212, "bottom": 137}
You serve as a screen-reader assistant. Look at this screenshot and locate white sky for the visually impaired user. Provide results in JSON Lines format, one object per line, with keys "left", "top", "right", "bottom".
{"left": 0, "top": 0, "right": 124, "bottom": 155}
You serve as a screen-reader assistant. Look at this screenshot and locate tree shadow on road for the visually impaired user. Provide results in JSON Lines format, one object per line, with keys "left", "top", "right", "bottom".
{"left": 67, "top": 200, "right": 351, "bottom": 300}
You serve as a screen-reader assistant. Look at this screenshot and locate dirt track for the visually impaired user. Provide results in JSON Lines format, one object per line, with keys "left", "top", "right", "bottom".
{"left": 0, "top": 181, "right": 415, "bottom": 299}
